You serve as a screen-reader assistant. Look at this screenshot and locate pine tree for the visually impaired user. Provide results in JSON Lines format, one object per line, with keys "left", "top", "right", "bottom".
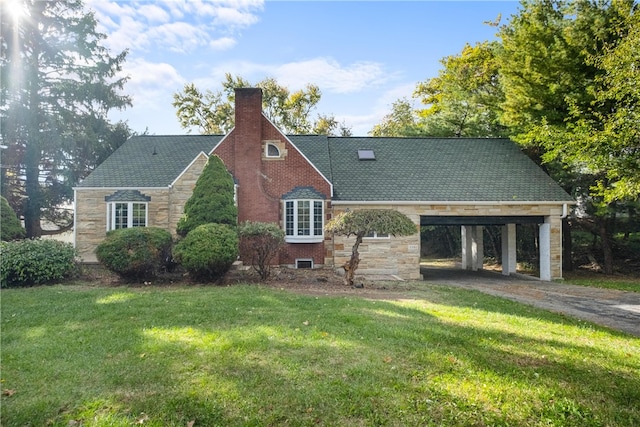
{"left": 1, "top": 0, "right": 131, "bottom": 237}
{"left": 176, "top": 155, "right": 237, "bottom": 237}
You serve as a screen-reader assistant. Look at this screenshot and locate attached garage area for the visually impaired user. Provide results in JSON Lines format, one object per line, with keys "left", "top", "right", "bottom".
{"left": 330, "top": 202, "right": 569, "bottom": 282}
{"left": 420, "top": 214, "right": 556, "bottom": 280}
{"left": 319, "top": 137, "right": 575, "bottom": 282}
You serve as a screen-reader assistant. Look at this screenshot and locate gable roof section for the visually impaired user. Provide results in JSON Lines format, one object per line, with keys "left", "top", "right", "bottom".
{"left": 287, "top": 135, "right": 333, "bottom": 183}
{"left": 325, "top": 137, "right": 573, "bottom": 203}
{"left": 77, "top": 135, "right": 222, "bottom": 188}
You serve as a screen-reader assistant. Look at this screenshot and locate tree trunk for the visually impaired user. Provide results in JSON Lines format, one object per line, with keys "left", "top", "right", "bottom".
{"left": 485, "top": 226, "right": 501, "bottom": 260}
{"left": 562, "top": 218, "right": 573, "bottom": 272}
{"left": 344, "top": 234, "right": 364, "bottom": 286}
{"left": 23, "top": 3, "right": 44, "bottom": 238}
{"left": 597, "top": 217, "right": 614, "bottom": 275}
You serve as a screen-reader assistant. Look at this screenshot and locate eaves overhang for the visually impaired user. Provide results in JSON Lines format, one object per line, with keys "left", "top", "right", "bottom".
{"left": 330, "top": 200, "right": 576, "bottom": 206}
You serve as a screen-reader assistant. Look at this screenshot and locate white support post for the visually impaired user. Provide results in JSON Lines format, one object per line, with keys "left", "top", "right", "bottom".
{"left": 473, "top": 226, "right": 484, "bottom": 271}
{"left": 539, "top": 218, "right": 552, "bottom": 281}
{"left": 501, "top": 224, "right": 517, "bottom": 275}
{"left": 461, "top": 225, "right": 473, "bottom": 270}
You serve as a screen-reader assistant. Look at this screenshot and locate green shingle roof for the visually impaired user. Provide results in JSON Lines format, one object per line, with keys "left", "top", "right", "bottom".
{"left": 287, "top": 135, "right": 333, "bottom": 181}
{"left": 318, "top": 137, "right": 573, "bottom": 202}
{"left": 77, "top": 135, "right": 222, "bottom": 188}
{"left": 79, "top": 133, "right": 572, "bottom": 203}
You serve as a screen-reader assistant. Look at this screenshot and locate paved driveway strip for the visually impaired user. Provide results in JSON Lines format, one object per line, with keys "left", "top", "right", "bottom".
{"left": 422, "top": 269, "right": 640, "bottom": 338}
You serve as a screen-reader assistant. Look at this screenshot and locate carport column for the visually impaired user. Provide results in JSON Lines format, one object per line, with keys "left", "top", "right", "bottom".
{"left": 501, "top": 224, "right": 517, "bottom": 275}
{"left": 473, "top": 226, "right": 484, "bottom": 271}
{"left": 539, "top": 218, "right": 552, "bottom": 281}
{"left": 461, "top": 225, "right": 483, "bottom": 271}
{"left": 461, "top": 226, "right": 472, "bottom": 270}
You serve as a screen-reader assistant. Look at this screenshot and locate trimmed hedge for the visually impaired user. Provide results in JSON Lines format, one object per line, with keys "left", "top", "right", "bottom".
{"left": 95, "top": 227, "right": 173, "bottom": 280}
{"left": 1, "top": 239, "right": 78, "bottom": 288}
{"left": 173, "top": 223, "right": 238, "bottom": 281}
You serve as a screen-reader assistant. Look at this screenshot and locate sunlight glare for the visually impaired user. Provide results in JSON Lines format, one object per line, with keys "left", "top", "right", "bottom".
{"left": 4, "top": 0, "right": 26, "bottom": 21}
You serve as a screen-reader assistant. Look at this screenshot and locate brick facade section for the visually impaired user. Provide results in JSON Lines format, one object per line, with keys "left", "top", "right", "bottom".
{"left": 213, "top": 88, "right": 331, "bottom": 266}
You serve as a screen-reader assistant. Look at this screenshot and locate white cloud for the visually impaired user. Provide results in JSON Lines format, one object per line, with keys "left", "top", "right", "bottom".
{"left": 209, "top": 37, "right": 237, "bottom": 50}
{"left": 137, "top": 4, "right": 171, "bottom": 23}
{"left": 205, "top": 57, "right": 393, "bottom": 95}
{"left": 275, "top": 58, "right": 392, "bottom": 94}
{"left": 90, "top": 0, "right": 264, "bottom": 55}
{"left": 212, "top": 6, "right": 261, "bottom": 27}
{"left": 123, "top": 59, "right": 186, "bottom": 110}
{"left": 148, "top": 22, "right": 211, "bottom": 53}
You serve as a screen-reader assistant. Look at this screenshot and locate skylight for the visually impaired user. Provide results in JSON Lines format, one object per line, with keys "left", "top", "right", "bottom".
{"left": 357, "top": 149, "right": 375, "bottom": 160}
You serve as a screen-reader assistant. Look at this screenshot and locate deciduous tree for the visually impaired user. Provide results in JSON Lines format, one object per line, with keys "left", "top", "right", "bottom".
{"left": 173, "top": 73, "right": 351, "bottom": 135}
{"left": 497, "top": 0, "right": 638, "bottom": 274}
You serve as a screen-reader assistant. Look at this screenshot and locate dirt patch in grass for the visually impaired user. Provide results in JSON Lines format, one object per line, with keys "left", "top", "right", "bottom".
{"left": 78, "top": 263, "right": 412, "bottom": 299}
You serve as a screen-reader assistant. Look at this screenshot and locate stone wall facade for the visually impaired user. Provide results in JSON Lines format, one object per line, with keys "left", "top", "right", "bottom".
{"left": 74, "top": 154, "right": 207, "bottom": 263}
{"left": 327, "top": 203, "right": 565, "bottom": 281}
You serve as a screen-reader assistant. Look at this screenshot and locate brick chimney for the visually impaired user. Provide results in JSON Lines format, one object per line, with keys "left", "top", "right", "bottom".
{"left": 232, "top": 88, "right": 271, "bottom": 223}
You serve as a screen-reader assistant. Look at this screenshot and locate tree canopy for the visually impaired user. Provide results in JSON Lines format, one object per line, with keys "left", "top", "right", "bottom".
{"left": 172, "top": 73, "right": 351, "bottom": 136}
{"left": 369, "top": 0, "right": 639, "bottom": 274}
{"left": 0, "top": 0, "right": 132, "bottom": 237}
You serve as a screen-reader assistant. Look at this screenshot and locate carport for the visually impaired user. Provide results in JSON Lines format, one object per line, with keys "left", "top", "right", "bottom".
{"left": 325, "top": 137, "right": 575, "bottom": 282}
{"left": 421, "top": 215, "right": 548, "bottom": 279}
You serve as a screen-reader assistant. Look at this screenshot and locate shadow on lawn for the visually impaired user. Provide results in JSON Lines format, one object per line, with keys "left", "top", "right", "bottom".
{"left": 2, "top": 285, "right": 639, "bottom": 426}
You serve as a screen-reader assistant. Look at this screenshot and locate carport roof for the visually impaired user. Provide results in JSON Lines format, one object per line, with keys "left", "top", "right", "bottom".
{"left": 315, "top": 137, "right": 574, "bottom": 203}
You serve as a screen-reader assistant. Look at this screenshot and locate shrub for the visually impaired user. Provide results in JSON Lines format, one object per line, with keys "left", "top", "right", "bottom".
{"left": 0, "top": 239, "right": 78, "bottom": 288}
{"left": 173, "top": 223, "right": 238, "bottom": 281}
{"left": 95, "top": 227, "right": 173, "bottom": 280}
{"left": 1, "top": 196, "right": 25, "bottom": 241}
{"left": 176, "top": 155, "right": 237, "bottom": 237}
{"left": 238, "top": 221, "right": 284, "bottom": 280}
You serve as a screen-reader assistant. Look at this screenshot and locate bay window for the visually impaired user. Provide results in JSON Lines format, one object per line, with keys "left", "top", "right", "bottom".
{"left": 284, "top": 199, "right": 324, "bottom": 243}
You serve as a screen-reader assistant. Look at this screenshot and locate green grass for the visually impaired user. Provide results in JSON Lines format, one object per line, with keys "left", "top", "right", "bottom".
{"left": 564, "top": 272, "right": 640, "bottom": 292}
{"left": 2, "top": 283, "right": 639, "bottom": 426}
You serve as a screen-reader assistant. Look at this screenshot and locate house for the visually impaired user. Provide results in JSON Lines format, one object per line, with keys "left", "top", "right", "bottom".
{"left": 74, "top": 88, "right": 574, "bottom": 280}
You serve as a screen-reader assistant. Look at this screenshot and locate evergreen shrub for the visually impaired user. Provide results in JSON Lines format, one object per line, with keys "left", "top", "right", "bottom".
{"left": 176, "top": 155, "right": 237, "bottom": 237}
{"left": 96, "top": 227, "right": 173, "bottom": 280}
{"left": 1, "top": 196, "right": 25, "bottom": 241}
{"left": 173, "top": 223, "right": 238, "bottom": 281}
{"left": 1, "top": 239, "right": 78, "bottom": 288}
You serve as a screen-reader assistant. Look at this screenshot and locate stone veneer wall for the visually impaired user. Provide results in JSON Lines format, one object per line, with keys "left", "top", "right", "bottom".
{"left": 327, "top": 203, "right": 565, "bottom": 281}
{"left": 75, "top": 155, "right": 207, "bottom": 263}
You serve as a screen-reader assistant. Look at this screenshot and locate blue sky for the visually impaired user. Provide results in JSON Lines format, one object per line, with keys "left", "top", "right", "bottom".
{"left": 88, "top": 1, "right": 521, "bottom": 136}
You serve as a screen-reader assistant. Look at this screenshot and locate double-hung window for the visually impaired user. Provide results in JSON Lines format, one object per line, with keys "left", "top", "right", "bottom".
{"left": 107, "top": 202, "right": 147, "bottom": 231}
{"left": 105, "top": 190, "right": 150, "bottom": 231}
{"left": 284, "top": 199, "right": 324, "bottom": 243}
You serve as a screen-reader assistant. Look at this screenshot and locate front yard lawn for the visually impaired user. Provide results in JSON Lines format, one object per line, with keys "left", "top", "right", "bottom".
{"left": 1, "top": 283, "right": 639, "bottom": 426}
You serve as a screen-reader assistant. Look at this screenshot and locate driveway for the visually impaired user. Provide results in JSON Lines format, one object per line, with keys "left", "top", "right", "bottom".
{"left": 421, "top": 267, "right": 640, "bottom": 338}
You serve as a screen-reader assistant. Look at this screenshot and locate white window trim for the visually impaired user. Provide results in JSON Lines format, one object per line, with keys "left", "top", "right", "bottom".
{"left": 284, "top": 199, "right": 324, "bottom": 243}
{"left": 364, "top": 231, "right": 390, "bottom": 239}
{"left": 265, "top": 142, "right": 281, "bottom": 158}
{"left": 106, "top": 201, "right": 148, "bottom": 231}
